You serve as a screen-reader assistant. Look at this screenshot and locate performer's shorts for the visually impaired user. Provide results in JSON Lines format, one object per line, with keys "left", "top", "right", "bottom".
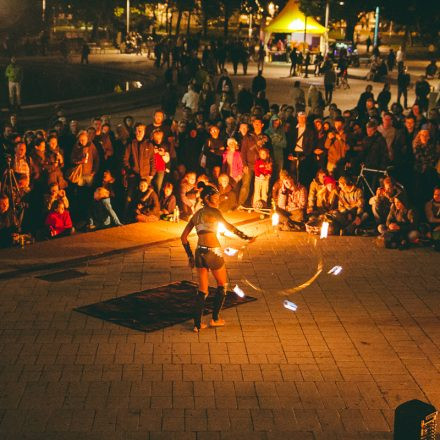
{"left": 195, "top": 246, "right": 225, "bottom": 270}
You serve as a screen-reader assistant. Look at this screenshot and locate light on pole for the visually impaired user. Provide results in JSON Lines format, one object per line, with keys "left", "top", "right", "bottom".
{"left": 42, "top": 0, "right": 46, "bottom": 22}
{"left": 324, "top": 0, "right": 330, "bottom": 55}
{"left": 126, "top": 0, "right": 130, "bottom": 35}
{"left": 373, "top": 6, "right": 380, "bottom": 47}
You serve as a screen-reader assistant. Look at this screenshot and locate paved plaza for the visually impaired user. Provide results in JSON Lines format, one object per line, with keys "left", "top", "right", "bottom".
{"left": 0, "top": 218, "right": 439, "bottom": 439}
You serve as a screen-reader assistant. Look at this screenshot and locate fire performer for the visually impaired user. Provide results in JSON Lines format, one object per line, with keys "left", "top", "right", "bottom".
{"left": 180, "top": 183, "right": 255, "bottom": 333}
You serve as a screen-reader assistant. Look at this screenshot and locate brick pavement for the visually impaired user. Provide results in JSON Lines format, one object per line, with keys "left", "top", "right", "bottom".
{"left": 0, "top": 223, "right": 439, "bottom": 439}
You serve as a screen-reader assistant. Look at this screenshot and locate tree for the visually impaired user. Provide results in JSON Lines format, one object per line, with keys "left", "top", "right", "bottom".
{"left": 219, "top": 0, "right": 242, "bottom": 37}
{"left": 200, "top": 0, "right": 221, "bottom": 37}
{"left": 298, "top": 0, "right": 375, "bottom": 42}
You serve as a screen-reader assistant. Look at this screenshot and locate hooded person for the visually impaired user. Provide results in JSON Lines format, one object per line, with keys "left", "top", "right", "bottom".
{"left": 264, "top": 114, "right": 287, "bottom": 175}
{"left": 307, "top": 85, "right": 325, "bottom": 118}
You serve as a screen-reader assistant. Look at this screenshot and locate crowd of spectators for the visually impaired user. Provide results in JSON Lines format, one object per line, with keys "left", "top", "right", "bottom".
{"left": 1, "top": 45, "right": 439, "bottom": 251}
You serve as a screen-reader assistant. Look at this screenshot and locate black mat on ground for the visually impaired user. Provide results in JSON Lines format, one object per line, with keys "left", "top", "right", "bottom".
{"left": 74, "top": 280, "right": 257, "bottom": 332}
{"left": 36, "top": 269, "right": 88, "bottom": 282}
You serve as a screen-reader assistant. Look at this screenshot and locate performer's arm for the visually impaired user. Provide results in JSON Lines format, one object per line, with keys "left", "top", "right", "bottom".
{"left": 181, "top": 219, "right": 195, "bottom": 267}
{"left": 216, "top": 210, "right": 254, "bottom": 241}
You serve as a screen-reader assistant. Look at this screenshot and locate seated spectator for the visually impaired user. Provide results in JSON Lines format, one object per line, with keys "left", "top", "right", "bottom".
{"left": 159, "top": 182, "right": 177, "bottom": 219}
{"left": 133, "top": 179, "right": 160, "bottom": 222}
{"left": 378, "top": 194, "right": 419, "bottom": 249}
{"left": 179, "top": 172, "right": 198, "bottom": 220}
{"left": 307, "top": 169, "right": 327, "bottom": 215}
{"left": 218, "top": 174, "right": 237, "bottom": 212}
{"left": 44, "top": 200, "right": 74, "bottom": 238}
{"left": 334, "top": 175, "right": 368, "bottom": 235}
{"left": 0, "top": 195, "right": 17, "bottom": 247}
{"left": 88, "top": 187, "right": 122, "bottom": 230}
{"left": 44, "top": 183, "right": 69, "bottom": 212}
{"left": 222, "top": 138, "right": 243, "bottom": 184}
{"left": 424, "top": 186, "right": 440, "bottom": 250}
{"left": 369, "top": 176, "right": 404, "bottom": 225}
{"left": 276, "top": 174, "right": 307, "bottom": 229}
{"left": 309, "top": 175, "right": 339, "bottom": 219}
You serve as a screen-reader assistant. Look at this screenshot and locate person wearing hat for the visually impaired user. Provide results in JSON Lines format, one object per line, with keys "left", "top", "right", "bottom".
{"left": 180, "top": 183, "right": 255, "bottom": 332}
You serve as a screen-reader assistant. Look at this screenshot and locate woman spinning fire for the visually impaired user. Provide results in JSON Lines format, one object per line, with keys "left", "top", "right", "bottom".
{"left": 181, "top": 183, "right": 255, "bottom": 332}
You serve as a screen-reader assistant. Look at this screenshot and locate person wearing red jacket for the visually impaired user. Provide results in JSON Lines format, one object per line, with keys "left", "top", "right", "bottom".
{"left": 253, "top": 147, "right": 272, "bottom": 208}
{"left": 44, "top": 200, "right": 74, "bottom": 238}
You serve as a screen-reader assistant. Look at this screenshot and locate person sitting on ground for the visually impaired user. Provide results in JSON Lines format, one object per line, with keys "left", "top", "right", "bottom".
{"left": 309, "top": 175, "right": 339, "bottom": 219}
{"left": 159, "top": 182, "right": 177, "bottom": 220}
{"left": 0, "top": 195, "right": 17, "bottom": 247}
{"left": 217, "top": 173, "right": 237, "bottom": 212}
{"left": 132, "top": 179, "right": 160, "bottom": 222}
{"left": 307, "top": 169, "right": 327, "bottom": 215}
{"left": 424, "top": 186, "right": 440, "bottom": 251}
{"left": 179, "top": 172, "right": 198, "bottom": 220}
{"left": 44, "top": 200, "right": 74, "bottom": 238}
{"left": 378, "top": 193, "right": 419, "bottom": 249}
{"left": 276, "top": 173, "right": 307, "bottom": 230}
{"left": 44, "top": 183, "right": 69, "bottom": 212}
{"left": 334, "top": 174, "right": 368, "bottom": 235}
{"left": 369, "top": 176, "right": 404, "bottom": 225}
{"left": 88, "top": 187, "right": 123, "bottom": 230}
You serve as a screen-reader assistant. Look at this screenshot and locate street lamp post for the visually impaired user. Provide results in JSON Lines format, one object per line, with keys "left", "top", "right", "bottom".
{"left": 126, "top": 0, "right": 130, "bottom": 35}
{"left": 324, "top": 0, "right": 330, "bottom": 55}
{"left": 373, "top": 6, "right": 380, "bottom": 47}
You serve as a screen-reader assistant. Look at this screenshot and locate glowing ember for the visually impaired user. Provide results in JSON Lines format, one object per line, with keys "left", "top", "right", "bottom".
{"left": 320, "top": 221, "right": 329, "bottom": 239}
{"left": 271, "top": 212, "right": 280, "bottom": 227}
{"left": 233, "top": 285, "right": 245, "bottom": 298}
{"left": 224, "top": 247, "right": 238, "bottom": 256}
{"left": 283, "top": 300, "right": 298, "bottom": 311}
{"left": 328, "top": 265, "right": 343, "bottom": 275}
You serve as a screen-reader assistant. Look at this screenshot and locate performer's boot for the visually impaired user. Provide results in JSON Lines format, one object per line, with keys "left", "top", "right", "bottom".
{"left": 194, "top": 290, "right": 208, "bottom": 332}
{"left": 210, "top": 285, "right": 226, "bottom": 327}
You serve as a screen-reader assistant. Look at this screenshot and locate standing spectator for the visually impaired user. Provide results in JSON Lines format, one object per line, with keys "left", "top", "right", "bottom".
{"left": 236, "top": 84, "right": 254, "bottom": 115}
{"left": 396, "top": 46, "right": 405, "bottom": 72}
{"left": 324, "top": 64, "right": 337, "bottom": 105}
{"left": 377, "top": 83, "right": 391, "bottom": 113}
{"left": 307, "top": 85, "right": 325, "bottom": 118}
{"left": 151, "top": 129, "right": 170, "bottom": 195}
{"left": 291, "top": 80, "right": 305, "bottom": 113}
{"left": 397, "top": 66, "right": 410, "bottom": 109}
{"left": 366, "top": 36, "right": 372, "bottom": 53}
{"left": 265, "top": 115, "right": 287, "bottom": 176}
{"left": 251, "top": 70, "right": 266, "bottom": 97}
{"left": 161, "top": 83, "right": 178, "bottom": 119}
{"left": 122, "top": 123, "right": 156, "bottom": 213}
{"left": 289, "top": 48, "right": 298, "bottom": 77}
{"left": 5, "top": 57, "right": 23, "bottom": 110}
{"left": 253, "top": 147, "right": 272, "bottom": 207}
{"left": 303, "top": 50, "right": 311, "bottom": 78}
{"left": 257, "top": 42, "right": 266, "bottom": 72}
{"left": 387, "top": 48, "right": 396, "bottom": 72}
{"left": 357, "top": 85, "right": 374, "bottom": 121}
{"left": 71, "top": 130, "right": 100, "bottom": 188}
{"left": 222, "top": 138, "right": 243, "bottom": 185}
{"left": 181, "top": 84, "right": 199, "bottom": 113}
{"left": 414, "top": 76, "right": 431, "bottom": 112}
{"left": 325, "top": 116, "right": 349, "bottom": 175}
{"left": 239, "top": 118, "right": 270, "bottom": 207}
{"left": 81, "top": 42, "right": 90, "bottom": 64}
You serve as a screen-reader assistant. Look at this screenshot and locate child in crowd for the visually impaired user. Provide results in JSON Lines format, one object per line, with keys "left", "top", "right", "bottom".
{"left": 159, "top": 182, "right": 177, "bottom": 219}
{"left": 253, "top": 147, "right": 272, "bottom": 208}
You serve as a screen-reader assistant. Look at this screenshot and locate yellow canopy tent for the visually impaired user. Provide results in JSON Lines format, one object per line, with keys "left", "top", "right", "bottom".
{"left": 265, "top": 0, "right": 326, "bottom": 35}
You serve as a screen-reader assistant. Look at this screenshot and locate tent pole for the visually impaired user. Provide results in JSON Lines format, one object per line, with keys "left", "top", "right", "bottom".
{"left": 324, "top": 0, "right": 330, "bottom": 55}
{"left": 303, "top": 15, "right": 307, "bottom": 53}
